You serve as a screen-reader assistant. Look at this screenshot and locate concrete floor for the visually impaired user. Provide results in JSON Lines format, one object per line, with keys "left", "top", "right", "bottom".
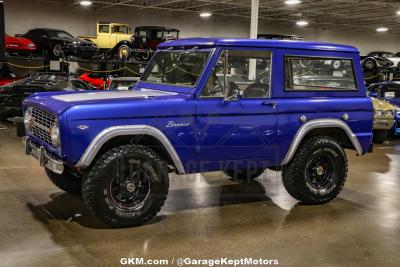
{"left": 0, "top": 124, "right": 400, "bottom": 267}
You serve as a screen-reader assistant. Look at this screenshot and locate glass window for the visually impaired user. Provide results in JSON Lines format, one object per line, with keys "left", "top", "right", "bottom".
{"left": 47, "top": 30, "right": 74, "bottom": 39}
{"left": 141, "top": 50, "right": 211, "bottom": 88}
{"left": 286, "top": 57, "right": 357, "bottom": 91}
{"left": 99, "top": 25, "right": 110, "bottom": 33}
{"left": 112, "top": 25, "right": 130, "bottom": 34}
{"left": 201, "top": 50, "right": 272, "bottom": 98}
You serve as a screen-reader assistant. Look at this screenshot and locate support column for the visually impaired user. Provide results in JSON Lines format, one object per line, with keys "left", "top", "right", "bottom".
{"left": 248, "top": 0, "right": 259, "bottom": 80}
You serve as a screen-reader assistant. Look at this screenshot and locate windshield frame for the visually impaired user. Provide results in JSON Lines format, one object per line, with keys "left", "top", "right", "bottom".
{"left": 137, "top": 48, "right": 215, "bottom": 93}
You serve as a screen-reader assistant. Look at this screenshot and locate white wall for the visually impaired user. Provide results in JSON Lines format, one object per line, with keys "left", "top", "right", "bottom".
{"left": 4, "top": 0, "right": 400, "bottom": 54}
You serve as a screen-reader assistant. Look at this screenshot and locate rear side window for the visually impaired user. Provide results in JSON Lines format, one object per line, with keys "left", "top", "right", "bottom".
{"left": 285, "top": 56, "right": 357, "bottom": 91}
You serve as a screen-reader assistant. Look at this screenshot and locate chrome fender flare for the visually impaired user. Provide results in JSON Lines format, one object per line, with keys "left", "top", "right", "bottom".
{"left": 281, "top": 119, "right": 363, "bottom": 166}
{"left": 75, "top": 125, "right": 185, "bottom": 174}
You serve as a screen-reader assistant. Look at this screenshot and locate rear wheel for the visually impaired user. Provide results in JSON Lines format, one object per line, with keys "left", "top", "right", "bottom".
{"left": 52, "top": 44, "right": 63, "bottom": 58}
{"left": 45, "top": 168, "right": 82, "bottom": 194}
{"left": 282, "top": 136, "right": 347, "bottom": 204}
{"left": 223, "top": 168, "right": 264, "bottom": 183}
{"left": 364, "top": 58, "right": 376, "bottom": 70}
{"left": 82, "top": 145, "right": 169, "bottom": 228}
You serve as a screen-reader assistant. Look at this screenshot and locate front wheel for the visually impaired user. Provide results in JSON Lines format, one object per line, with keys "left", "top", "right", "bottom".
{"left": 282, "top": 136, "right": 348, "bottom": 204}
{"left": 82, "top": 145, "right": 169, "bottom": 228}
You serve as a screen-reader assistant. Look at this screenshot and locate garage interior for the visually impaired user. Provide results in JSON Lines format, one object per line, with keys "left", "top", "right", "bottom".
{"left": 1, "top": 0, "right": 400, "bottom": 266}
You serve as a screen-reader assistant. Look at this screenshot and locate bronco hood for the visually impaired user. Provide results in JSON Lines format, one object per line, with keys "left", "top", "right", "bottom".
{"left": 23, "top": 88, "right": 191, "bottom": 119}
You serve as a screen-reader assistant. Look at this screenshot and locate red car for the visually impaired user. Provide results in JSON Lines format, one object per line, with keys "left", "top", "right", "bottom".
{"left": 5, "top": 34, "right": 36, "bottom": 56}
{"left": 79, "top": 72, "right": 110, "bottom": 90}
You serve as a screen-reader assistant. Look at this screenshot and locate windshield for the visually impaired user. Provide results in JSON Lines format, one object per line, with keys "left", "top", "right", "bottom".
{"left": 47, "top": 30, "right": 74, "bottom": 39}
{"left": 141, "top": 50, "right": 211, "bottom": 88}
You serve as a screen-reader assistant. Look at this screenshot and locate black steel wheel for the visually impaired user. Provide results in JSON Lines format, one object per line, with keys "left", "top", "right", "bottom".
{"left": 282, "top": 136, "right": 347, "bottom": 204}
{"left": 83, "top": 145, "right": 169, "bottom": 228}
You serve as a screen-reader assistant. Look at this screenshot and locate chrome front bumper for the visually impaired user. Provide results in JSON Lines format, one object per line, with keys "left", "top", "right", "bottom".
{"left": 23, "top": 137, "right": 64, "bottom": 175}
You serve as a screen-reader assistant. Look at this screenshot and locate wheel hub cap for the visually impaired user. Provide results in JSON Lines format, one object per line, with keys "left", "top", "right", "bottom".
{"left": 316, "top": 166, "right": 325, "bottom": 176}
{"left": 126, "top": 182, "right": 136, "bottom": 193}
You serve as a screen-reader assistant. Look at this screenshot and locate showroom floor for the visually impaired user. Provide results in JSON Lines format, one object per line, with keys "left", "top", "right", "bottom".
{"left": 0, "top": 124, "right": 399, "bottom": 267}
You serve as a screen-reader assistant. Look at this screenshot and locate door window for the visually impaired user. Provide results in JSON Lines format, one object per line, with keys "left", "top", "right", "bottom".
{"left": 201, "top": 50, "right": 272, "bottom": 98}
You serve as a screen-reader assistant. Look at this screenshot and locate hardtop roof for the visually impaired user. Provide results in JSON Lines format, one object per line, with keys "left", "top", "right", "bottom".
{"left": 158, "top": 37, "right": 359, "bottom": 53}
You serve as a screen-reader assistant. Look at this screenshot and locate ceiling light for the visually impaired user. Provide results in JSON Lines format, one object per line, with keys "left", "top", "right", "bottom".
{"left": 80, "top": 1, "right": 93, "bottom": 6}
{"left": 285, "top": 0, "right": 302, "bottom": 5}
{"left": 397, "top": 10, "right": 400, "bottom": 15}
{"left": 296, "top": 20, "right": 309, "bottom": 26}
{"left": 200, "top": 12, "right": 212, "bottom": 18}
{"left": 376, "top": 27, "right": 388, "bottom": 32}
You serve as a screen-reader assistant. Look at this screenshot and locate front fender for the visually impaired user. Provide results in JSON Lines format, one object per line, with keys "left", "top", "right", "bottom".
{"left": 74, "top": 125, "right": 186, "bottom": 174}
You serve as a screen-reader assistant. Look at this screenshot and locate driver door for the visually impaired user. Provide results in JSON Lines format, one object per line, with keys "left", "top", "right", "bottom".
{"left": 195, "top": 49, "right": 279, "bottom": 172}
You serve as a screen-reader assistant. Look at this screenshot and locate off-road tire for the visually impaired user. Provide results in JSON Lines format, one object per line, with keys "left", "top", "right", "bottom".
{"left": 223, "top": 168, "right": 264, "bottom": 183}
{"left": 82, "top": 145, "right": 169, "bottom": 228}
{"left": 282, "top": 136, "right": 348, "bottom": 204}
{"left": 45, "top": 168, "right": 82, "bottom": 194}
{"left": 372, "top": 130, "right": 388, "bottom": 144}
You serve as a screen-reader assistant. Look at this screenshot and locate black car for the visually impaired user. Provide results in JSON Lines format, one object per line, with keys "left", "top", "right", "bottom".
{"left": 23, "top": 28, "right": 98, "bottom": 59}
{"left": 0, "top": 72, "right": 95, "bottom": 121}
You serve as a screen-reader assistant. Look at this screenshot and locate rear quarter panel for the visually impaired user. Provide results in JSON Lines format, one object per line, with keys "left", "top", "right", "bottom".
{"left": 270, "top": 48, "right": 373, "bottom": 160}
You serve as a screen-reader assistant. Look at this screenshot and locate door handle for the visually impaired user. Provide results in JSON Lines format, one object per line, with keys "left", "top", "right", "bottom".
{"left": 262, "top": 101, "right": 277, "bottom": 109}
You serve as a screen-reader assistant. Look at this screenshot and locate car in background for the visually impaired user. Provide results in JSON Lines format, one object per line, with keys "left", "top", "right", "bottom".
{"left": 108, "top": 77, "right": 139, "bottom": 91}
{"left": 257, "top": 34, "right": 303, "bottom": 41}
{"left": 5, "top": 34, "right": 36, "bottom": 56}
{"left": 134, "top": 26, "right": 180, "bottom": 51}
{"left": 364, "top": 51, "right": 400, "bottom": 70}
{"left": 22, "top": 28, "right": 97, "bottom": 59}
{"left": 368, "top": 81, "right": 400, "bottom": 137}
{"left": 79, "top": 72, "right": 111, "bottom": 90}
{"left": 79, "top": 22, "right": 134, "bottom": 60}
{"left": 361, "top": 51, "right": 395, "bottom": 71}
{"left": 0, "top": 73, "right": 95, "bottom": 121}
{"left": 370, "top": 98, "right": 396, "bottom": 143}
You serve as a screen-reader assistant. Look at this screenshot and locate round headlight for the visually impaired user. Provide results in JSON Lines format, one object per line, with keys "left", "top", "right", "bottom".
{"left": 50, "top": 120, "right": 60, "bottom": 147}
{"left": 24, "top": 107, "right": 33, "bottom": 132}
{"left": 386, "top": 110, "right": 394, "bottom": 118}
{"left": 376, "top": 110, "right": 383, "bottom": 117}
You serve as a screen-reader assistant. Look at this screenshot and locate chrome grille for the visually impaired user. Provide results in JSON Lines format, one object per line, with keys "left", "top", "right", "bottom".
{"left": 31, "top": 108, "right": 56, "bottom": 145}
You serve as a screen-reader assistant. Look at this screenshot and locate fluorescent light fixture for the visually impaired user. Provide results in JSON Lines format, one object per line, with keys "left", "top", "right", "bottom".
{"left": 80, "top": 0, "right": 93, "bottom": 6}
{"left": 200, "top": 12, "right": 212, "bottom": 18}
{"left": 376, "top": 27, "right": 388, "bottom": 32}
{"left": 296, "top": 20, "right": 309, "bottom": 26}
{"left": 285, "top": 0, "right": 301, "bottom": 5}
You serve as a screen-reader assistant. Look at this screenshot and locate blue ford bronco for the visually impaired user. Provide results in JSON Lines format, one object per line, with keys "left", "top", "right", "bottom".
{"left": 23, "top": 38, "right": 374, "bottom": 227}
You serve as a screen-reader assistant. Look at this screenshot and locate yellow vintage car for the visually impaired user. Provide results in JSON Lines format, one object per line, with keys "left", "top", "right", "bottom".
{"left": 371, "top": 97, "right": 396, "bottom": 143}
{"left": 79, "top": 22, "right": 133, "bottom": 59}
{"left": 79, "top": 22, "right": 132, "bottom": 49}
